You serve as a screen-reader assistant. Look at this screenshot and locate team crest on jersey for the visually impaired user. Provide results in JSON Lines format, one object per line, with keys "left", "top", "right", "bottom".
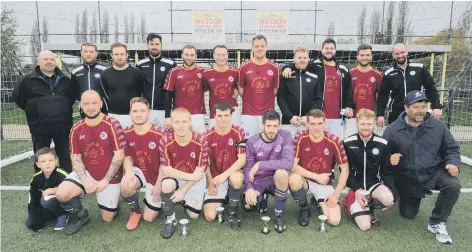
{"left": 267, "top": 70, "right": 274, "bottom": 76}
{"left": 324, "top": 148, "right": 329, "bottom": 155}
{"left": 228, "top": 138, "right": 234, "bottom": 146}
{"left": 149, "top": 142, "right": 156, "bottom": 150}
{"left": 94, "top": 73, "right": 100, "bottom": 78}
{"left": 410, "top": 71, "right": 416, "bottom": 76}
{"left": 275, "top": 145, "right": 282, "bottom": 152}
{"left": 100, "top": 132, "right": 108, "bottom": 140}
{"left": 160, "top": 66, "right": 166, "bottom": 72}
{"left": 190, "top": 152, "right": 196, "bottom": 159}
{"left": 228, "top": 76, "right": 234, "bottom": 82}
{"left": 370, "top": 77, "right": 376, "bottom": 83}
{"left": 372, "top": 148, "right": 379, "bottom": 155}
{"left": 306, "top": 78, "right": 311, "bottom": 83}
{"left": 197, "top": 73, "right": 203, "bottom": 79}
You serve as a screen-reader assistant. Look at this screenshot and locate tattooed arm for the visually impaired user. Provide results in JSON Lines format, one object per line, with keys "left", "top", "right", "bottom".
{"left": 95, "top": 150, "right": 125, "bottom": 192}
{"left": 71, "top": 153, "right": 96, "bottom": 194}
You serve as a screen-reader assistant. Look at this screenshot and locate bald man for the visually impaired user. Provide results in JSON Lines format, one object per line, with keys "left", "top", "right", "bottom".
{"left": 376, "top": 43, "right": 442, "bottom": 126}
{"left": 13, "top": 50, "right": 79, "bottom": 173}
{"left": 56, "top": 90, "right": 127, "bottom": 235}
{"left": 158, "top": 107, "right": 208, "bottom": 238}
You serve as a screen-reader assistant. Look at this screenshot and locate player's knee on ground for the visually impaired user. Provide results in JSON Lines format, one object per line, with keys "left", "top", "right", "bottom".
{"left": 161, "top": 179, "right": 177, "bottom": 193}
{"left": 204, "top": 206, "right": 217, "bottom": 222}
{"left": 399, "top": 197, "right": 421, "bottom": 220}
{"left": 187, "top": 210, "right": 199, "bottom": 219}
{"left": 142, "top": 209, "right": 159, "bottom": 222}
{"left": 55, "top": 186, "right": 72, "bottom": 202}
{"left": 229, "top": 172, "right": 244, "bottom": 189}
{"left": 100, "top": 211, "right": 117, "bottom": 223}
{"left": 355, "top": 215, "right": 371, "bottom": 231}
{"left": 288, "top": 173, "right": 304, "bottom": 190}
{"left": 322, "top": 205, "right": 341, "bottom": 226}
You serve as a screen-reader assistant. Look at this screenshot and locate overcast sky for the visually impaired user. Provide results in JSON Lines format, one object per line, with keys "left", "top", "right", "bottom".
{"left": 3, "top": 1, "right": 471, "bottom": 45}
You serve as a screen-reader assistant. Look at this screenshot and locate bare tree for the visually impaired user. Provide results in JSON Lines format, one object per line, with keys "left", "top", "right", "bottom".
{"left": 384, "top": 2, "right": 395, "bottom": 44}
{"left": 140, "top": 12, "right": 146, "bottom": 43}
{"left": 124, "top": 13, "right": 129, "bottom": 43}
{"left": 327, "top": 21, "right": 335, "bottom": 39}
{"left": 370, "top": 9, "right": 382, "bottom": 43}
{"left": 30, "top": 20, "right": 41, "bottom": 65}
{"left": 75, "top": 13, "right": 80, "bottom": 43}
{"left": 114, "top": 13, "right": 119, "bottom": 42}
{"left": 101, "top": 10, "right": 110, "bottom": 43}
{"left": 357, "top": 6, "right": 367, "bottom": 44}
{"left": 396, "top": 1, "right": 411, "bottom": 43}
{"left": 130, "top": 12, "right": 135, "bottom": 43}
{"left": 81, "top": 9, "right": 88, "bottom": 42}
{"left": 42, "top": 17, "right": 49, "bottom": 43}
{"left": 89, "top": 11, "right": 98, "bottom": 42}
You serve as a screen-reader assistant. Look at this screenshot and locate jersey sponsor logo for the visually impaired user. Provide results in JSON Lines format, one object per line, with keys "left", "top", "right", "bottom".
{"left": 177, "top": 75, "right": 184, "bottom": 79}
{"left": 324, "top": 148, "right": 329, "bottom": 155}
{"left": 209, "top": 78, "right": 215, "bottom": 82}
{"left": 410, "top": 70, "right": 416, "bottom": 76}
{"left": 190, "top": 152, "right": 196, "bottom": 159}
{"left": 228, "top": 76, "right": 234, "bottom": 82}
{"left": 267, "top": 70, "right": 274, "bottom": 76}
{"left": 372, "top": 148, "right": 379, "bottom": 155}
{"left": 228, "top": 138, "right": 234, "bottom": 146}
{"left": 257, "top": 152, "right": 264, "bottom": 157}
{"left": 304, "top": 147, "right": 311, "bottom": 152}
{"left": 211, "top": 143, "right": 218, "bottom": 147}
{"left": 370, "top": 77, "right": 376, "bottom": 83}
{"left": 160, "top": 66, "right": 166, "bottom": 72}
{"left": 246, "top": 70, "right": 253, "bottom": 75}
{"left": 275, "top": 144, "right": 282, "bottom": 152}
{"left": 129, "top": 142, "right": 136, "bottom": 146}
{"left": 306, "top": 78, "right": 311, "bottom": 83}
{"left": 79, "top": 134, "right": 85, "bottom": 140}
{"left": 94, "top": 73, "right": 100, "bottom": 78}
{"left": 149, "top": 142, "right": 156, "bottom": 149}
{"left": 197, "top": 73, "right": 203, "bottom": 79}
{"left": 100, "top": 132, "right": 108, "bottom": 140}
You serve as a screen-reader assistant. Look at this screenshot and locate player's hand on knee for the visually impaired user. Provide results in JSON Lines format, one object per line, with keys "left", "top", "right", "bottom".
{"left": 446, "top": 164, "right": 459, "bottom": 177}
{"left": 315, "top": 173, "right": 331, "bottom": 185}
{"left": 282, "top": 68, "right": 293, "bottom": 78}
{"left": 212, "top": 174, "right": 227, "bottom": 186}
{"left": 171, "top": 188, "right": 186, "bottom": 203}
{"left": 208, "top": 184, "right": 218, "bottom": 196}
{"left": 190, "top": 169, "right": 205, "bottom": 181}
{"left": 354, "top": 189, "right": 367, "bottom": 209}
{"left": 96, "top": 179, "right": 109, "bottom": 193}
{"left": 121, "top": 172, "right": 137, "bottom": 189}
{"left": 83, "top": 177, "right": 97, "bottom": 194}
{"left": 245, "top": 189, "right": 257, "bottom": 206}
{"left": 324, "top": 193, "right": 339, "bottom": 208}
{"left": 151, "top": 184, "right": 161, "bottom": 203}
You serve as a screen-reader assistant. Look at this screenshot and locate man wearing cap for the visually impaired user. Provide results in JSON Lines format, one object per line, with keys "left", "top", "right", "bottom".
{"left": 382, "top": 90, "right": 461, "bottom": 245}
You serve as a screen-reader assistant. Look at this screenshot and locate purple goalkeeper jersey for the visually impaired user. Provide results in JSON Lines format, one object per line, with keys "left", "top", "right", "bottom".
{"left": 243, "top": 129, "right": 294, "bottom": 191}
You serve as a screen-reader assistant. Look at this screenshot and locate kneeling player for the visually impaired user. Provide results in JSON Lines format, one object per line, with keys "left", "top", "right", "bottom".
{"left": 121, "top": 97, "right": 165, "bottom": 230}
{"left": 159, "top": 108, "right": 208, "bottom": 238}
{"left": 203, "top": 102, "right": 246, "bottom": 230}
{"left": 243, "top": 110, "right": 293, "bottom": 233}
{"left": 342, "top": 108, "right": 395, "bottom": 230}
{"left": 56, "top": 90, "right": 127, "bottom": 235}
{"left": 290, "top": 109, "right": 349, "bottom": 227}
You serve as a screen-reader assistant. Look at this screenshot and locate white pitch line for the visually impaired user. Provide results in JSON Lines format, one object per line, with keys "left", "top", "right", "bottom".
{"left": 2, "top": 186, "right": 472, "bottom": 193}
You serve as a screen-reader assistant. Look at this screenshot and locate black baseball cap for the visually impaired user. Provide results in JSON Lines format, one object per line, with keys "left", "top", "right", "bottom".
{"left": 404, "top": 90, "right": 430, "bottom": 105}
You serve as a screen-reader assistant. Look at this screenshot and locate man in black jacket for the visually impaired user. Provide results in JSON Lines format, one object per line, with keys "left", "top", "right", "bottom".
{"left": 71, "top": 42, "right": 109, "bottom": 117}
{"left": 277, "top": 47, "right": 323, "bottom": 138}
{"left": 343, "top": 108, "right": 395, "bottom": 231}
{"left": 376, "top": 43, "right": 442, "bottom": 126}
{"left": 282, "top": 39, "right": 355, "bottom": 139}
{"left": 137, "top": 33, "right": 177, "bottom": 126}
{"left": 13, "top": 50, "right": 78, "bottom": 173}
{"left": 383, "top": 90, "right": 461, "bottom": 244}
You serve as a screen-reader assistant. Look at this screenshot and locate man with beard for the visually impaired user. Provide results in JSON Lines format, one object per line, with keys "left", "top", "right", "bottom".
{"left": 277, "top": 47, "right": 323, "bottom": 138}
{"left": 101, "top": 42, "right": 145, "bottom": 128}
{"left": 203, "top": 45, "right": 241, "bottom": 128}
{"left": 137, "top": 33, "right": 177, "bottom": 126}
{"left": 121, "top": 97, "right": 165, "bottom": 230}
{"left": 238, "top": 35, "right": 280, "bottom": 137}
{"left": 243, "top": 110, "right": 293, "bottom": 233}
{"left": 376, "top": 43, "right": 442, "bottom": 126}
{"left": 56, "top": 90, "right": 127, "bottom": 235}
{"left": 382, "top": 90, "right": 461, "bottom": 244}
{"left": 71, "top": 42, "right": 109, "bottom": 117}
{"left": 345, "top": 44, "right": 382, "bottom": 136}
{"left": 282, "top": 38, "right": 354, "bottom": 140}
{"left": 290, "top": 109, "right": 348, "bottom": 227}
{"left": 342, "top": 108, "right": 395, "bottom": 231}
{"left": 164, "top": 45, "right": 206, "bottom": 132}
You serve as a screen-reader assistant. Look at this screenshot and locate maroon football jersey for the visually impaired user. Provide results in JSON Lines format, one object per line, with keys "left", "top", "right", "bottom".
{"left": 70, "top": 114, "right": 127, "bottom": 184}
{"left": 159, "top": 131, "right": 209, "bottom": 174}
{"left": 124, "top": 124, "right": 164, "bottom": 185}
{"left": 349, "top": 67, "right": 382, "bottom": 117}
{"left": 323, "top": 65, "right": 342, "bottom": 119}
{"left": 238, "top": 60, "right": 279, "bottom": 115}
{"left": 163, "top": 65, "right": 206, "bottom": 114}
{"left": 204, "top": 125, "right": 246, "bottom": 178}
{"left": 202, "top": 67, "right": 239, "bottom": 119}
{"left": 293, "top": 130, "right": 347, "bottom": 185}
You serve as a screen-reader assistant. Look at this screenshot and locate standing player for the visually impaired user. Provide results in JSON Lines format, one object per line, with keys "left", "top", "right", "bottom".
{"left": 290, "top": 109, "right": 349, "bottom": 227}
{"left": 158, "top": 108, "right": 208, "bottom": 238}
{"left": 101, "top": 42, "right": 145, "bottom": 128}
{"left": 121, "top": 97, "right": 165, "bottom": 231}
{"left": 137, "top": 33, "right": 177, "bottom": 126}
{"left": 342, "top": 109, "right": 395, "bottom": 231}
{"left": 243, "top": 110, "right": 293, "bottom": 233}
{"left": 203, "top": 45, "right": 241, "bottom": 128}
{"left": 56, "top": 90, "right": 127, "bottom": 235}
{"left": 203, "top": 102, "right": 246, "bottom": 230}
{"left": 282, "top": 38, "right": 354, "bottom": 139}
{"left": 164, "top": 45, "right": 206, "bottom": 132}
{"left": 71, "top": 42, "right": 109, "bottom": 117}
{"left": 345, "top": 44, "right": 382, "bottom": 136}
{"left": 238, "top": 35, "right": 280, "bottom": 137}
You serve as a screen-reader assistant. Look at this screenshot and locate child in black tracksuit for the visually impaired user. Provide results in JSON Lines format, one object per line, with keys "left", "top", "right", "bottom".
{"left": 26, "top": 147, "right": 69, "bottom": 231}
